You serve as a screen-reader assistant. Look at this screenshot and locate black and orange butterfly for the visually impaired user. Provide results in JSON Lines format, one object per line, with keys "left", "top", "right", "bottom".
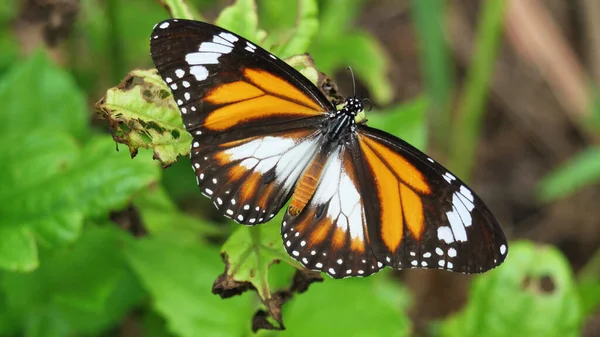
{"left": 150, "top": 19, "right": 507, "bottom": 278}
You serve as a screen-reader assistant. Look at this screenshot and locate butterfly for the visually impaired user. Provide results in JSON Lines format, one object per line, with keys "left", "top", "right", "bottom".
{"left": 150, "top": 19, "right": 508, "bottom": 278}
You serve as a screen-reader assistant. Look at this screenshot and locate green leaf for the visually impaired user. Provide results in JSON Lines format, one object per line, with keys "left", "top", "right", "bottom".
{"left": 449, "top": 0, "right": 507, "bottom": 180}
{"left": 0, "top": 51, "right": 87, "bottom": 140}
{"left": 440, "top": 241, "right": 583, "bottom": 337}
{"left": 133, "top": 185, "right": 225, "bottom": 241}
{"left": 124, "top": 237, "right": 253, "bottom": 337}
{"left": 317, "top": 0, "right": 363, "bottom": 40}
{"left": 410, "top": 0, "right": 453, "bottom": 154}
{"left": 281, "top": 275, "right": 412, "bottom": 336}
{"left": 221, "top": 223, "right": 297, "bottom": 297}
{"left": 0, "top": 132, "right": 159, "bottom": 269}
{"left": 310, "top": 31, "right": 392, "bottom": 104}
{"left": 97, "top": 68, "right": 192, "bottom": 167}
{"left": 0, "top": 4, "right": 18, "bottom": 73}
{"left": 577, "top": 247, "right": 600, "bottom": 315}
{"left": 271, "top": 0, "right": 319, "bottom": 58}
{"left": 0, "top": 226, "right": 145, "bottom": 336}
{"left": 216, "top": 215, "right": 298, "bottom": 327}
{"left": 367, "top": 96, "right": 428, "bottom": 151}
{"left": 308, "top": 0, "right": 392, "bottom": 104}
{"left": 536, "top": 146, "right": 600, "bottom": 202}
{"left": 0, "top": 227, "right": 37, "bottom": 272}
{"left": 215, "top": 0, "right": 261, "bottom": 42}
{"left": 160, "top": 0, "right": 202, "bottom": 20}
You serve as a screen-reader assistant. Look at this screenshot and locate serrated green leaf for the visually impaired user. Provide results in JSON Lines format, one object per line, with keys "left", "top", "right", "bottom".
{"left": 440, "top": 241, "right": 582, "bottom": 337}
{"left": 367, "top": 96, "right": 428, "bottom": 150}
{"left": 215, "top": 0, "right": 260, "bottom": 42}
{"left": 0, "top": 51, "right": 87, "bottom": 140}
{"left": 281, "top": 276, "right": 411, "bottom": 336}
{"left": 217, "top": 214, "right": 299, "bottom": 328}
{"left": 221, "top": 223, "right": 297, "bottom": 300}
{"left": 124, "top": 237, "right": 253, "bottom": 337}
{"left": 0, "top": 132, "right": 159, "bottom": 268}
{"left": 97, "top": 68, "right": 192, "bottom": 166}
{"left": 536, "top": 147, "right": 600, "bottom": 202}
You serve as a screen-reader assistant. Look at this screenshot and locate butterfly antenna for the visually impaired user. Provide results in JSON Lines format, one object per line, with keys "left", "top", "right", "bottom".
{"left": 347, "top": 66, "right": 356, "bottom": 97}
{"left": 362, "top": 97, "right": 373, "bottom": 111}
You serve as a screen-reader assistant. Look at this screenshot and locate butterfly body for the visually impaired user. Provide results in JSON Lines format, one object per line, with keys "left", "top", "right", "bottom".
{"left": 150, "top": 19, "right": 508, "bottom": 278}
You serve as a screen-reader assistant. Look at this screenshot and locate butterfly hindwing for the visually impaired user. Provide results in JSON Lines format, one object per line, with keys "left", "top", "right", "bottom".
{"left": 282, "top": 145, "right": 383, "bottom": 278}
{"left": 355, "top": 126, "right": 508, "bottom": 273}
{"left": 193, "top": 129, "right": 324, "bottom": 224}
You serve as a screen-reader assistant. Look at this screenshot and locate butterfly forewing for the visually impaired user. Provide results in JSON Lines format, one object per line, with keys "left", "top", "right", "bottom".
{"left": 150, "top": 19, "right": 333, "bottom": 224}
{"left": 354, "top": 126, "right": 508, "bottom": 273}
{"left": 150, "top": 19, "right": 332, "bottom": 139}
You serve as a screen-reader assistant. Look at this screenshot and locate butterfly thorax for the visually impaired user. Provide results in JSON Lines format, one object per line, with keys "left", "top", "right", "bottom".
{"left": 325, "top": 97, "right": 364, "bottom": 143}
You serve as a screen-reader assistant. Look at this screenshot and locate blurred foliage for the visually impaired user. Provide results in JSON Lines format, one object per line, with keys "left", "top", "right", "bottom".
{"left": 0, "top": 0, "right": 597, "bottom": 336}
{"left": 439, "top": 242, "right": 582, "bottom": 337}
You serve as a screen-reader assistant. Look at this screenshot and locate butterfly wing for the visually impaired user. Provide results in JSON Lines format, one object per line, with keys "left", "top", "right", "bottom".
{"left": 355, "top": 126, "right": 507, "bottom": 274}
{"left": 282, "top": 126, "right": 507, "bottom": 278}
{"left": 282, "top": 144, "right": 384, "bottom": 278}
{"left": 150, "top": 19, "right": 334, "bottom": 224}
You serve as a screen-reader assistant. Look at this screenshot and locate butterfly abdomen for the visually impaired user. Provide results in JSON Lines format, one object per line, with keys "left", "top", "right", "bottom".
{"left": 288, "top": 154, "right": 327, "bottom": 216}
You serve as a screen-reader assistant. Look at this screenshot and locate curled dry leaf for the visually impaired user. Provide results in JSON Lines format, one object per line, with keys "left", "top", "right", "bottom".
{"left": 95, "top": 69, "right": 191, "bottom": 167}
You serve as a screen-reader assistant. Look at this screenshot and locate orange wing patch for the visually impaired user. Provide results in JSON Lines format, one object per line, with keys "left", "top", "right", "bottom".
{"left": 400, "top": 184, "right": 425, "bottom": 240}
{"left": 201, "top": 68, "right": 326, "bottom": 132}
{"left": 204, "top": 95, "right": 320, "bottom": 131}
{"left": 244, "top": 68, "right": 323, "bottom": 110}
{"left": 359, "top": 134, "right": 433, "bottom": 248}
{"left": 359, "top": 142, "right": 404, "bottom": 252}
{"left": 361, "top": 136, "right": 431, "bottom": 194}
{"left": 205, "top": 81, "right": 264, "bottom": 104}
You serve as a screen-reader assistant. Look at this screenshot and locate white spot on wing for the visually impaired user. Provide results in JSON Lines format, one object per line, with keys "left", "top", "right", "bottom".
{"left": 189, "top": 65, "right": 208, "bottom": 81}
{"left": 437, "top": 226, "right": 454, "bottom": 243}
{"left": 175, "top": 69, "right": 185, "bottom": 78}
{"left": 500, "top": 244, "right": 507, "bottom": 255}
{"left": 448, "top": 247, "right": 457, "bottom": 258}
{"left": 199, "top": 42, "right": 233, "bottom": 54}
{"left": 186, "top": 52, "right": 222, "bottom": 65}
{"left": 446, "top": 206, "right": 468, "bottom": 242}
{"left": 159, "top": 22, "right": 169, "bottom": 29}
{"left": 219, "top": 32, "right": 239, "bottom": 43}
{"left": 212, "top": 35, "right": 233, "bottom": 47}
{"left": 452, "top": 193, "right": 472, "bottom": 227}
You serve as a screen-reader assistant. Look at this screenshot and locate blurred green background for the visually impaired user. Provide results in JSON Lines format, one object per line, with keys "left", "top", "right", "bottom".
{"left": 1, "top": 0, "right": 600, "bottom": 336}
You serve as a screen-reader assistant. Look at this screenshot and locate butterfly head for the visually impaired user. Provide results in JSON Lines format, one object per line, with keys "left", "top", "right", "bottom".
{"left": 341, "top": 97, "right": 364, "bottom": 117}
